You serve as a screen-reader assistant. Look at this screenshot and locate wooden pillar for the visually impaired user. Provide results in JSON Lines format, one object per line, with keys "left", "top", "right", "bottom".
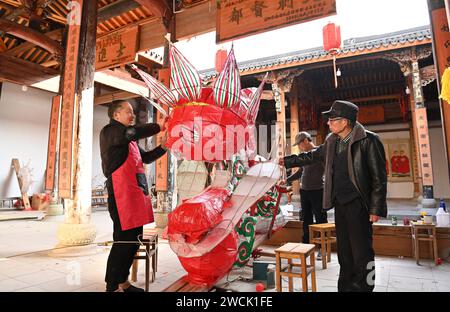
{"left": 57, "top": 0, "right": 98, "bottom": 246}
{"left": 289, "top": 83, "right": 300, "bottom": 196}
{"left": 154, "top": 22, "right": 174, "bottom": 227}
{"left": 273, "top": 82, "right": 286, "bottom": 160}
{"left": 428, "top": 0, "right": 450, "bottom": 181}
{"left": 407, "top": 75, "right": 423, "bottom": 197}
{"left": 445, "top": 0, "right": 450, "bottom": 27}
{"left": 384, "top": 46, "right": 436, "bottom": 202}
{"left": 154, "top": 68, "right": 170, "bottom": 228}
{"left": 411, "top": 59, "right": 435, "bottom": 205}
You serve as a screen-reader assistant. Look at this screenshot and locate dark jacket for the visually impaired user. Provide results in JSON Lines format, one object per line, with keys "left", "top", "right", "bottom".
{"left": 284, "top": 122, "right": 387, "bottom": 217}
{"left": 100, "top": 119, "right": 167, "bottom": 179}
{"left": 286, "top": 162, "right": 324, "bottom": 191}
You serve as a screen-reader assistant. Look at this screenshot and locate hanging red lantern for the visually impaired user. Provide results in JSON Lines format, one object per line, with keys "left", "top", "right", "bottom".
{"left": 323, "top": 22, "right": 341, "bottom": 53}
{"left": 323, "top": 23, "right": 342, "bottom": 88}
{"left": 215, "top": 48, "right": 228, "bottom": 73}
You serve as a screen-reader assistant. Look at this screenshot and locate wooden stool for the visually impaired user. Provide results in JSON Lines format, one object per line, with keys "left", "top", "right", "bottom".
{"left": 309, "top": 223, "right": 337, "bottom": 269}
{"left": 131, "top": 230, "right": 158, "bottom": 292}
{"left": 411, "top": 222, "right": 438, "bottom": 265}
{"left": 275, "top": 242, "right": 316, "bottom": 292}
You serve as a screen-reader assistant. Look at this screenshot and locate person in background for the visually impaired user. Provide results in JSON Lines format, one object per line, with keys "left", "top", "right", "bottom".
{"left": 287, "top": 132, "right": 327, "bottom": 257}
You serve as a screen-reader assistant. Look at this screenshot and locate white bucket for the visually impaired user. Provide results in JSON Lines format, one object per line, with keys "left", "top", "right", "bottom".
{"left": 423, "top": 215, "right": 433, "bottom": 224}
{"left": 436, "top": 208, "right": 450, "bottom": 227}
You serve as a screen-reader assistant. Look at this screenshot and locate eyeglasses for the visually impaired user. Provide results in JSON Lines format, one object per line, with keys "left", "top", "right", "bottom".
{"left": 328, "top": 117, "right": 344, "bottom": 122}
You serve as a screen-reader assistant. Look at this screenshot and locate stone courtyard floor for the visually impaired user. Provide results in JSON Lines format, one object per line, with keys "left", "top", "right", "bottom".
{"left": 0, "top": 210, "right": 449, "bottom": 292}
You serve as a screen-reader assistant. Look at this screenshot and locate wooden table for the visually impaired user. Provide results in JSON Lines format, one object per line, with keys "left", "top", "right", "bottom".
{"left": 410, "top": 221, "right": 438, "bottom": 265}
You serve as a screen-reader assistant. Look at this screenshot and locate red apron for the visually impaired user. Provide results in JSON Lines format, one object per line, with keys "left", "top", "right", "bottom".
{"left": 112, "top": 141, "right": 154, "bottom": 231}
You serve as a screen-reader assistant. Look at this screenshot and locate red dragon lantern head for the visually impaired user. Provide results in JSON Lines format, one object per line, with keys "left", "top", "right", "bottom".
{"left": 133, "top": 45, "right": 265, "bottom": 162}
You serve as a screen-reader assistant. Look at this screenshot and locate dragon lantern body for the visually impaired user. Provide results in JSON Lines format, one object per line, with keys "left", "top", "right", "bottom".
{"left": 134, "top": 46, "right": 281, "bottom": 286}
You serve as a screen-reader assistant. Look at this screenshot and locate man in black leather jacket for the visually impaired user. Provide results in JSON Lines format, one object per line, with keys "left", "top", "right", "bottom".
{"left": 280, "top": 100, "right": 387, "bottom": 292}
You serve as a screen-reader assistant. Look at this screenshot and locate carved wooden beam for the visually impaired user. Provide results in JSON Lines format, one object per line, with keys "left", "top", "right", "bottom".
{"left": 94, "top": 90, "right": 140, "bottom": 105}
{"left": 256, "top": 69, "right": 304, "bottom": 92}
{"left": 40, "top": 58, "right": 58, "bottom": 67}
{"left": 135, "top": 0, "right": 172, "bottom": 28}
{"left": 0, "top": 38, "right": 7, "bottom": 52}
{"left": 3, "top": 27, "right": 62, "bottom": 56}
{"left": 1, "top": 6, "right": 27, "bottom": 22}
{"left": 98, "top": 0, "right": 141, "bottom": 23}
{"left": 0, "top": 18, "right": 63, "bottom": 58}
{"left": 382, "top": 46, "right": 433, "bottom": 76}
{"left": 94, "top": 69, "right": 149, "bottom": 96}
{"left": 0, "top": 54, "right": 59, "bottom": 85}
{"left": 2, "top": 0, "right": 137, "bottom": 56}
{"left": 0, "top": 2, "right": 16, "bottom": 12}
{"left": 347, "top": 94, "right": 399, "bottom": 103}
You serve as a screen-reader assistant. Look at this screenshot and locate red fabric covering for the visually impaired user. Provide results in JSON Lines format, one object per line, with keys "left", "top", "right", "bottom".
{"left": 167, "top": 187, "right": 230, "bottom": 243}
{"left": 178, "top": 231, "right": 238, "bottom": 286}
{"left": 166, "top": 88, "right": 252, "bottom": 162}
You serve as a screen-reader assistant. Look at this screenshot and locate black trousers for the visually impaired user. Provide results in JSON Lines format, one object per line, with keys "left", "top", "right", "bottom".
{"left": 334, "top": 197, "right": 375, "bottom": 292}
{"left": 105, "top": 186, "right": 142, "bottom": 290}
{"left": 300, "top": 189, "right": 327, "bottom": 243}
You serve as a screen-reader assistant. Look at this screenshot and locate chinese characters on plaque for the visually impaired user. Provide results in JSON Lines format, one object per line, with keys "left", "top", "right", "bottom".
{"left": 431, "top": 7, "right": 450, "bottom": 71}
{"left": 45, "top": 96, "right": 61, "bottom": 191}
{"left": 415, "top": 107, "right": 434, "bottom": 186}
{"left": 155, "top": 69, "right": 170, "bottom": 192}
{"left": 96, "top": 26, "right": 139, "bottom": 71}
{"left": 217, "top": 0, "right": 336, "bottom": 43}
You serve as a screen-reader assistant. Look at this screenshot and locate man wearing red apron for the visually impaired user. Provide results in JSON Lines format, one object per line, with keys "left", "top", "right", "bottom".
{"left": 100, "top": 100, "right": 167, "bottom": 292}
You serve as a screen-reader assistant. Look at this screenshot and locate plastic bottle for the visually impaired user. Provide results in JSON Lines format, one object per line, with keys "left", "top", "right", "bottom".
{"left": 391, "top": 216, "right": 397, "bottom": 226}
{"left": 439, "top": 199, "right": 446, "bottom": 212}
{"left": 436, "top": 205, "right": 450, "bottom": 227}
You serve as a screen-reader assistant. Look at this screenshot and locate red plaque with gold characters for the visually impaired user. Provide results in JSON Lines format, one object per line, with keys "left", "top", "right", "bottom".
{"left": 96, "top": 26, "right": 139, "bottom": 71}
{"left": 217, "top": 0, "right": 337, "bottom": 43}
{"left": 45, "top": 95, "right": 61, "bottom": 191}
{"left": 59, "top": 0, "right": 83, "bottom": 199}
{"left": 415, "top": 107, "right": 434, "bottom": 186}
{"left": 155, "top": 68, "right": 170, "bottom": 192}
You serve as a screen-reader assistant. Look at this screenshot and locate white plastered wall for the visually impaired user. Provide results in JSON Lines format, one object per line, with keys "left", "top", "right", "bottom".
{"left": 0, "top": 82, "right": 109, "bottom": 199}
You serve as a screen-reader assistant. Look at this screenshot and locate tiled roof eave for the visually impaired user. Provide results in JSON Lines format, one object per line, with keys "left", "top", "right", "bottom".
{"left": 201, "top": 26, "right": 432, "bottom": 80}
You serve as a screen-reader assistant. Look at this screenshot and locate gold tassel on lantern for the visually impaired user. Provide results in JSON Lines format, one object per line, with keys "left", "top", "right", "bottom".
{"left": 440, "top": 67, "right": 450, "bottom": 103}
